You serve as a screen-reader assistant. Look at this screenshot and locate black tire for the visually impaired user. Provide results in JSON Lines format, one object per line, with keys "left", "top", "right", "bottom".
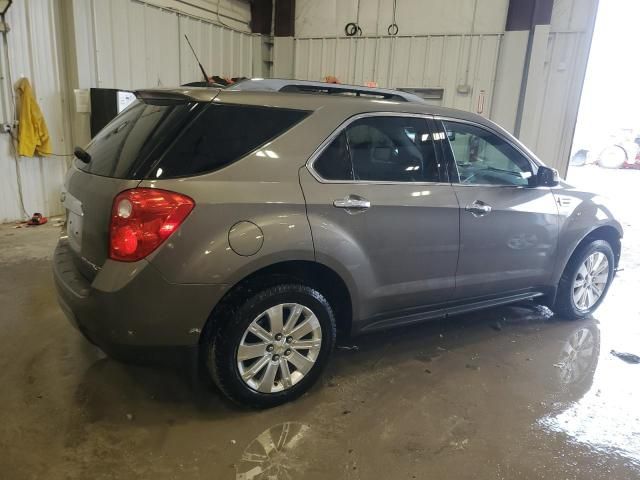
{"left": 206, "top": 283, "right": 336, "bottom": 408}
{"left": 553, "top": 240, "right": 615, "bottom": 320}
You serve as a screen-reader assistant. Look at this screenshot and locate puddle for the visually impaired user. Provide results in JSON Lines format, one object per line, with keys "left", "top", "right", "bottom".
{"left": 540, "top": 324, "right": 640, "bottom": 469}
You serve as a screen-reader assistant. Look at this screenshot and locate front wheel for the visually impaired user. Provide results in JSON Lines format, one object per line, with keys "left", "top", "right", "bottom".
{"left": 206, "top": 283, "right": 336, "bottom": 408}
{"left": 554, "top": 240, "right": 615, "bottom": 319}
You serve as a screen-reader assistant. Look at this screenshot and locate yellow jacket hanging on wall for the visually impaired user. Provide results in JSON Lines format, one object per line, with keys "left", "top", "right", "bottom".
{"left": 16, "top": 78, "right": 52, "bottom": 157}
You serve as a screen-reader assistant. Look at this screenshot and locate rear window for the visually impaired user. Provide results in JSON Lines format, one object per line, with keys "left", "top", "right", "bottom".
{"left": 80, "top": 100, "right": 197, "bottom": 178}
{"left": 78, "top": 101, "right": 309, "bottom": 179}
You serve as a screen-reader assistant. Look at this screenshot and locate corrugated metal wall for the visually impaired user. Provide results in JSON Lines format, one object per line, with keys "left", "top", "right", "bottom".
{"left": 518, "top": 0, "right": 598, "bottom": 173}
{"left": 0, "top": 0, "right": 259, "bottom": 223}
{"left": 287, "top": 34, "right": 502, "bottom": 115}
{"left": 520, "top": 30, "right": 592, "bottom": 171}
{"left": 0, "top": 0, "right": 70, "bottom": 223}
{"left": 295, "top": 0, "right": 509, "bottom": 37}
{"left": 91, "top": 0, "right": 257, "bottom": 89}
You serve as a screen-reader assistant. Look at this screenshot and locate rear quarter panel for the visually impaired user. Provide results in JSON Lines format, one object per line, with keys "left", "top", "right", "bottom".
{"left": 140, "top": 106, "right": 338, "bottom": 288}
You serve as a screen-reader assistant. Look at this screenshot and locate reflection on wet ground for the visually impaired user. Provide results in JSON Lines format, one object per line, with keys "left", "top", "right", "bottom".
{"left": 0, "top": 166, "right": 639, "bottom": 479}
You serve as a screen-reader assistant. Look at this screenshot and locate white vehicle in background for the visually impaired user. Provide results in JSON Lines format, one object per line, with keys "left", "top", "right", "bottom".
{"left": 570, "top": 128, "right": 640, "bottom": 169}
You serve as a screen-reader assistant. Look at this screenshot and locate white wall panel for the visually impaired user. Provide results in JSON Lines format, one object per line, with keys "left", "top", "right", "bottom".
{"left": 0, "top": 0, "right": 257, "bottom": 223}
{"left": 490, "top": 30, "right": 528, "bottom": 133}
{"left": 286, "top": 34, "right": 501, "bottom": 116}
{"left": 296, "top": 0, "right": 509, "bottom": 37}
{"left": 521, "top": 30, "right": 593, "bottom": 172}
{"left": 0, "top": 0, "right": 70, "bottom": 223}
{"left": 143, "top": 0, "right": 251, "bottom": 32}
{"left": 90, "top": 1, "right": 256, "bottom": 90}
{"left": 551, "top": 0, "right": 595, "bottom": 32}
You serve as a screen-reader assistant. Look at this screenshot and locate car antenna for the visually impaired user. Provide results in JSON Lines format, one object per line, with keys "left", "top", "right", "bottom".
{"left": 184, "top": 34, "right": 211, "bottom": 85}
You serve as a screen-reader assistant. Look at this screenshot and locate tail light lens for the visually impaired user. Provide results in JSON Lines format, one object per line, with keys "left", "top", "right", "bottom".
{"left": 109, "top": 188, "right": 194, "bottom": 262}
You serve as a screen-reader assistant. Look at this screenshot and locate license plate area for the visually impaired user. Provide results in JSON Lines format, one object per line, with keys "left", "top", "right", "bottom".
{"left": 66, "top": 211, "right": 83, "bottom": 252}
{"left": 62, "top": 188, "right": 84, "bottom": 253}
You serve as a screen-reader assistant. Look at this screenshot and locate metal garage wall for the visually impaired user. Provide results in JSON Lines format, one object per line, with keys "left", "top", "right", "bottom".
{"left": 0, "top": 0, "right": 70, "bottom": 223}
{"left": 281, "top": 34, "right": 501, "bottom": 116}
{"left": 295, "top": 0, "right": 509, "bottom": 37}
{"left": 63, "top": 0, "right": 262, "bottom": 150}
{"left": 518, "top": 0, "right": 598, "bottom": 173}
{"left": 0, "top": 0, "right": 259, "bottom": 223}
{"left": 284, "top": 0, "right": 598, "bottom": 174}
{"left": 89, "top": 0, "right": 258, "bottom": 90}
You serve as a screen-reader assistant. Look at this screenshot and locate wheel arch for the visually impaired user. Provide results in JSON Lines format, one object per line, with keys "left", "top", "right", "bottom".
{"left": 555, "top": 222, "right": 619, "bottom": 280}
{"left": 200, "top": 260, "right": 356, "bottom": 351}
{"left": 572, "top": 225, "right": 621, "bottom": 269}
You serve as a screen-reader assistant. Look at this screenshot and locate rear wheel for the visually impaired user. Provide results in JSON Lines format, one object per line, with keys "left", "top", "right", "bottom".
{"left": 206, "top": 283, "right": 336, "bottom": 408}
{"left": 554, "top": 240, "right": 615, "bottom": 319}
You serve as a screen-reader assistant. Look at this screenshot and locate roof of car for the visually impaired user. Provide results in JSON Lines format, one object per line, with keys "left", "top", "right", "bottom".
{"left": 134, "top": 83, "right": 541, "bottom": 164}
{"left": 135, "top": 84, "right": 489, "bottom": 127}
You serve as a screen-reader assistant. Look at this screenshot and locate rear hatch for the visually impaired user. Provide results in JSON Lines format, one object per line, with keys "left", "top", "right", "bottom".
{"left": 63, "top": 89, "right": 311, "bottom": 281}
{"left": 63, "top": 92, "right": 212, "bottom": 281}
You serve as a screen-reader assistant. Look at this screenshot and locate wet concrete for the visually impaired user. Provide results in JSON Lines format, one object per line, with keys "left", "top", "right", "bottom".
{"left": 0, "top": 166, "right": 639, "bottom": 479}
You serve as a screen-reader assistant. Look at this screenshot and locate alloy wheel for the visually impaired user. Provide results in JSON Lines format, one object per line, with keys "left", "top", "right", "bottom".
{"left": 236, "top": 303, "right": 322, "bottom": 393}
{"left": 572, "top": 252, "right": 609, "bottom": 311}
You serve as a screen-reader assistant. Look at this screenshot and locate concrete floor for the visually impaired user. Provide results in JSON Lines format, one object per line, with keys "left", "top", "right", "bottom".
{"left": 1, "top": 166, "right": 639, "bottom": 480}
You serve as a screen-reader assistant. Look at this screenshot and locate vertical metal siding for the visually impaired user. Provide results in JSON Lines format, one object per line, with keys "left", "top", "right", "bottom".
{"left": 288, "top": 34, "right": 502, "bottom": 116}
{"left": 521, "top": 0, "right": 597, "bottom": 171}
{"left": 0, "top": 0, "right": 70, "bottom": 223}
{"left": 523, "top": 30, "right": 592, "bottom": 171}
{"left": 1, "top": 0, "right": 260, "bottom": 223}
{"left": 92, "top": 0, "right": 258, "bottom": 90}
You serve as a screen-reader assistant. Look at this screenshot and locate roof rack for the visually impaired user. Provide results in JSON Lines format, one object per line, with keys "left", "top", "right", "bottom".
{"left": 227, "top": 78, "right": 424, "bottom": 103}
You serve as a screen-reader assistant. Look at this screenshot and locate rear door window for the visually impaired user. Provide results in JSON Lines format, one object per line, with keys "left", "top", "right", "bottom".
{"left": 312, "top": 115, "right": 440, "bottom": 182}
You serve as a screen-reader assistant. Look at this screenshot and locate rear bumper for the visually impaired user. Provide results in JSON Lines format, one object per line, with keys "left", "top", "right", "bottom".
{"left": 53, "top": 238, "right": 228, "bottom": 355}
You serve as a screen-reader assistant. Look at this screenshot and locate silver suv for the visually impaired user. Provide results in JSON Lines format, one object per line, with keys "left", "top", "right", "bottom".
{"left": 54, "top": 82, "right": 622, "bottom": 407}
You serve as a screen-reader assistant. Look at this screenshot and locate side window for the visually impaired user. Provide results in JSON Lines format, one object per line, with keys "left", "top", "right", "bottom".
{"left": 442, "top": 121, "right": 533, "bottom": 187}
{"left": 345, "top": 116, "right": 439, "bottom": 182}
{"left": 312, "top": 116, "right": 440, "bottom": 182}
{"left": 314, "top": 132, "right": 354, "bottom": 180}
{"left": 155, "top": 104, "right": 309, "bottom": 178}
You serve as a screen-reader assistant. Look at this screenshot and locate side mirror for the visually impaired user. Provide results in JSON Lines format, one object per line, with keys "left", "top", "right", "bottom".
{"left": 537, "top": 165, "right": 559, "bottom": 187}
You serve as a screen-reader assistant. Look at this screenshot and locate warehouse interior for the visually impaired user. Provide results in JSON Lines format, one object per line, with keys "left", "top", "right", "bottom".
{"left": 0, "top": 0, "right": 639, "bottom": 479}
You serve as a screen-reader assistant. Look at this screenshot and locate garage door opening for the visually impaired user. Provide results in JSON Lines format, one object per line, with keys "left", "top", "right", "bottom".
{"left": 563, "top": 0, "right": 640, "bottom": 465}
{"left": 570, "top": 0, "right": 640, "bottom": 173}
{"left": 568, "top": 0, "right": 638, "bottom": 262}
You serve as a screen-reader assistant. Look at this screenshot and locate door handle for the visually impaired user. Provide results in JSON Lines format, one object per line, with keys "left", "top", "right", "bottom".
{"left": 333, "top": 195, "right": 371, "bottom": 213}
{"left": 465, "top": 200, "right": 492, "bottom": 217}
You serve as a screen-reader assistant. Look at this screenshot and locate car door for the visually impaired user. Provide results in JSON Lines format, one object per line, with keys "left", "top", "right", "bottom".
{"left": 436, "top": 118, "right": 559, "bottom": 299}
{"left": 299, "top": 113, "right": 460, "bottom": 328}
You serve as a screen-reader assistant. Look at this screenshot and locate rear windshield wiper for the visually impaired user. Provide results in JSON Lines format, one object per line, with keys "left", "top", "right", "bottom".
{"left": 74, "top": 146, "right": 91, "bottom": 164}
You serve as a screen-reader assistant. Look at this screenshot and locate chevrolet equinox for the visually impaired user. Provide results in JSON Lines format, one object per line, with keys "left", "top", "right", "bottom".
{"left": 53, "top": 81, "right": 623, "bottom": 408}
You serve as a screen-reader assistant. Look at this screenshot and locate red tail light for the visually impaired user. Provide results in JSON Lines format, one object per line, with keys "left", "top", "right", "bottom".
{"left": 109, "top": 188, "right": 194, "bottom": 262}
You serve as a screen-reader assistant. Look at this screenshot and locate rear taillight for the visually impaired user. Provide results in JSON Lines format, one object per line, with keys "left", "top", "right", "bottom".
{"left": 109, "top": 188, "right": 194, "bottom": 262}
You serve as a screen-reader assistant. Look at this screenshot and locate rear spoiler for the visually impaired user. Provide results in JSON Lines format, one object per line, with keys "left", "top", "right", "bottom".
{"left": 134, "top": 88, "right": 220, "bottom": 104}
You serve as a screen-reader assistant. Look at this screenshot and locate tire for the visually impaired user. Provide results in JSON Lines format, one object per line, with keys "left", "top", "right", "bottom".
{"left": 597, "top": 145, "right": 626, "bottom": 169}
{"left": 553, "top": 240, "right": 615, "bottom": 320}
{"left": 206, "top": 283, "right": 336, "bottom": 408}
